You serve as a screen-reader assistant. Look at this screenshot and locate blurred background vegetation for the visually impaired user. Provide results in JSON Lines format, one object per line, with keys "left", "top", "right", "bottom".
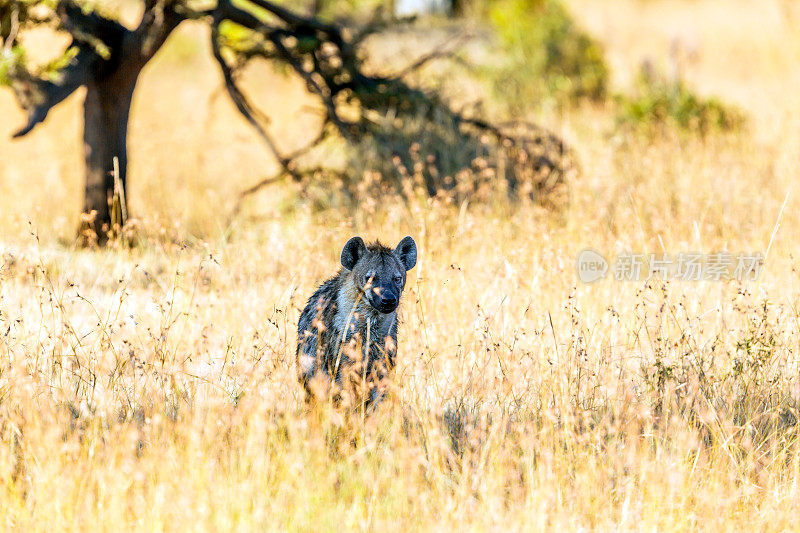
{"left": 269, "top": 0, "right": 746, "bottom": 211}
{"left": 0, "top": 0, "right": 750, "bottom": 239}
{"left": 302, "top": 0, "right": 743, "bottom": 131}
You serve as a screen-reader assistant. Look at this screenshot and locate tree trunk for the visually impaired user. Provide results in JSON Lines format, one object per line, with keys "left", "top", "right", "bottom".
{"left": 79, "top": 66, "right": 139, "bottom": 245}
{"left": 3, "top": 2, "right": 184, "bottom": 245}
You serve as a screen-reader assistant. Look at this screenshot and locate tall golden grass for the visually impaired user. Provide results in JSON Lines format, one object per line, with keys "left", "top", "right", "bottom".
{"left": 2, "top": 0, "right": 800, "bottom": 529}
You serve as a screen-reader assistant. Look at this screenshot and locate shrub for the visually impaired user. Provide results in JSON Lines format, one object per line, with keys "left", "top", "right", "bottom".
{"left": 616, "top": 63, "right": 745, "bottom": 135}
{"left": 296, "top": 97, "right": 576, "bottom": 211}
{"left": 483, "top": 0, "right": 609, "bottom": 110}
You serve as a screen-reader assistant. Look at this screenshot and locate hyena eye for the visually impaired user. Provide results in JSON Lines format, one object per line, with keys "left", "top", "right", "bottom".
{"left": 364, "top": 271, "right": 376, "bottom": 284}
{"left": 393, "top": 275, "right": 402, "bottom": 284}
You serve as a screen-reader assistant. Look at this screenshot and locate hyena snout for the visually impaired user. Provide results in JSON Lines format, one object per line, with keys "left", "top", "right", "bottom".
{"left": 369, "top": 285, "right": 399, "bottom": 313}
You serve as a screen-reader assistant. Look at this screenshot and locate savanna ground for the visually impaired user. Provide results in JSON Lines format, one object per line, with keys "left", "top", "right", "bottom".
{"left": 2, "top": 0, "right": 800, "bottom": 529}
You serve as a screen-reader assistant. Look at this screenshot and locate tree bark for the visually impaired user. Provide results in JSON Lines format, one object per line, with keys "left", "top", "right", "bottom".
{"left": 74, "top": 4, "right": 184, "bottom": 245}
{"left": 80, "top": 67, "right": 139, "bottom": 245}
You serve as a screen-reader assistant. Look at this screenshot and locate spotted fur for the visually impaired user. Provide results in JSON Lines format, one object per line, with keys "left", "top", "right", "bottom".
{"left": 297, "top": 236, "right": 417, "bottom": 405}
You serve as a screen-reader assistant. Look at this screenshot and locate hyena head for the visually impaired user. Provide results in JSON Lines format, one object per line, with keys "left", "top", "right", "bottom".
{"left": 340, "top": 236, "right": 417, "bottom": 314}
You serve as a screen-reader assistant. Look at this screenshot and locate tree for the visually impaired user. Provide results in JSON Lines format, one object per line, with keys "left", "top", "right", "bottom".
{"left": 1, "top": 0, "right": 574, "bottom": 244}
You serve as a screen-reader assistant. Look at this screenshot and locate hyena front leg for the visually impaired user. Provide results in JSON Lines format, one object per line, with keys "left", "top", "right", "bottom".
{"left": 365, "top": 338, "right": 396, "bottom": 407}
{"left": 297, "top": 328, "right": 318, "bottom": 399}
{"left": 297, "top": 303, "right": 331, "bottom": 401}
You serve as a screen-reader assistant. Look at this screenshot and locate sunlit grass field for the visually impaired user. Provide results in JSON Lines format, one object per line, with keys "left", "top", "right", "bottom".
{"left": 2, "top": 0, "right": 800, "bottom": 529}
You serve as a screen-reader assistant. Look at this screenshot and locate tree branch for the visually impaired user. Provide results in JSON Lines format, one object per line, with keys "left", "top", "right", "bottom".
{"left": 210, "top": 0, "right": 576, "bottom": 215}
{"left": 390, "top": 31, "right": 472, "bottom": 79}
{"left": 134, "top": 0, "right": 187, "bottom": 61}
{"left": 7, "top": 0, "right": 187, "bottom": 138}
{"left": 246, "top": 0, "right": 342, "bottom": 37}
{"left": 10, "top": 44, "right": 98, "bottom": 137}
{"left": 211, "top": 5, "right": 294, "bottom": 172}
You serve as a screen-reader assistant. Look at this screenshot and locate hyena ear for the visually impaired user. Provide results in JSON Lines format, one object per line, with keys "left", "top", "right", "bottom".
{"left": 395, "top": 236, "right": 417, "bottom": 271}
{"left": 341, "top": 236, "right": 367, "bottom": 270}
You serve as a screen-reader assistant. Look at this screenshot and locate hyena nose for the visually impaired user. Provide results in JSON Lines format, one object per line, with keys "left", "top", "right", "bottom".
{"left": 381, "top": 295, "right": 398, "bottom": 306}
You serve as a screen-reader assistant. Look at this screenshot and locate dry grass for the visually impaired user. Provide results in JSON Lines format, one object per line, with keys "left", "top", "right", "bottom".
{"left": 2, "top": 0, "right": 800, "bottom": 530}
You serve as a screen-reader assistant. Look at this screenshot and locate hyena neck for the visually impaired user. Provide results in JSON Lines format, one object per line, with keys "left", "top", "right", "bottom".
{"left": 334, "top": 272, "right": 396, "bottom": 343}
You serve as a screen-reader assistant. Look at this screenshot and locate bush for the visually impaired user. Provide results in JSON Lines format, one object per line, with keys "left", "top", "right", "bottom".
{"left": 616, "top": 63, "right": 745, "bottom": 135}
{"left": 483, "top": 0, "right": 609, "bottom": 110}
{"left": 296, "top": 96, "right": 576, "bottom": 211}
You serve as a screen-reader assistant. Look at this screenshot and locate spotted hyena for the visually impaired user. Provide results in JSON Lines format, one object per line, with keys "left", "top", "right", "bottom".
{"left": 296, "top": 236, "right": 417, "bottom": 406}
